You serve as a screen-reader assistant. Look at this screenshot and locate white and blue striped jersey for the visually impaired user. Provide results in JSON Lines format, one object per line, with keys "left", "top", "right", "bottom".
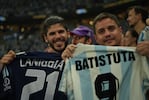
{"left": 59, "top": 44, "right": 149, "bottom": 100}
{"left": 138, "top": 26, "right": 149, "bottom": 42}
{"left": 0, "top": 51, "right": 66, "bottom": 100}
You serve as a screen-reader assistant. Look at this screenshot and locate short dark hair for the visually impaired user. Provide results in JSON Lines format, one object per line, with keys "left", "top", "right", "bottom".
{"left": 127, "top": 5, "right": 148, "bottom": 24}
{"left": 40, "top": 15, "right": 68, "bottom": 40}
{"left": 93, "top": 12, "right": 120, "bottom": 34}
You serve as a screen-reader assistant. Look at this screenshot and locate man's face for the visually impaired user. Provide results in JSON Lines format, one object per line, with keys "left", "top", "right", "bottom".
{"left": 44, "top": 23, "right": 69, "bottom": 52}
{"left": 94, "top": 18, "right": 122, "bottom": 46}
{"left": 71, "top": 34, "right": 91, "bottom": 45}
{"left": 127, "top": 9, "right": 139, "bottom": 27}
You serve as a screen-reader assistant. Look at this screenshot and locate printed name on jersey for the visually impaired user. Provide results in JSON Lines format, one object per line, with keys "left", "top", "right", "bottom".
{"left": 20, "top": 59, "right": 64, "bottom": 71}
{"left": 75, "top": 51, "right": 135, "bottom": 70}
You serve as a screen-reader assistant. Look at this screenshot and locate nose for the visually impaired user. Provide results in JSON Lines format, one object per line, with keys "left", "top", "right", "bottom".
{"left": 55, "top": 32, "right": 61, "bottom": 38}
{"left": 104, "top": 29, "right": 111, "bottom": 36}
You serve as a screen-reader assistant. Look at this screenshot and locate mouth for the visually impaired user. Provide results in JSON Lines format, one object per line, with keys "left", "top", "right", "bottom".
{"left": 104, "top": 38, "right": 114, "bottom": 43}
{"left": 55, "top": 40, "right": 65, "bottom": 46}
{"left": 54, "top": 38, "right": 65, "bottom": 43}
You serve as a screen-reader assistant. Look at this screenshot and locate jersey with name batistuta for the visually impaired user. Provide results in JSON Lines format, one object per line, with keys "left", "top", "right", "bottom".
{"left": 0, "top": 52, "right": 65, "bottom": 100}
{"left": 59, "top": 44, "right": 149, "bottom": 100}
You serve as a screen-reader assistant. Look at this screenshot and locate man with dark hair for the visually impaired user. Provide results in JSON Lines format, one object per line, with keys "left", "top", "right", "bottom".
{"left": 127, "top": 5, "right": 149, "bottom": 58}
{"left": 41, "top": 15, "right": 69, "bottom": 53}
{"left": 0, "top": 15, "right": 69, "bottom": 100}
{"left": 127, "top": 5, "right": 148, "bottom": 34}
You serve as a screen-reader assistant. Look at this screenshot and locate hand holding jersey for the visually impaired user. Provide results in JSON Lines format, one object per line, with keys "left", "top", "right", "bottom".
{"left": 136, "top": 41, "right": 149, "bottom": 57}
{"left": 61, "top": 44, "right": 77, "bottom": 61}
{"left": 0, "top": 50, "right": 16, "bottom": 72}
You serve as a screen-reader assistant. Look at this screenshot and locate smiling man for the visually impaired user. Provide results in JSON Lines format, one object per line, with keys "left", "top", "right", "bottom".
{"left": 93, "top": 12, "right": 123, "bottom": 46}
{"left": 42, "top": 16, "right": 69, "bottom": 53}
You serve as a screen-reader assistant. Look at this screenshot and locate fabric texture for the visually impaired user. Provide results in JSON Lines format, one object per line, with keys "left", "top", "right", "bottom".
{"left": 59, "top": 44, "right": 149, "bottom": 100}
{"left": 138, "top": 26, "right": 149, "bottom": 42}
{"left": 0, "top": 52, "right": 65, "bottom": 100}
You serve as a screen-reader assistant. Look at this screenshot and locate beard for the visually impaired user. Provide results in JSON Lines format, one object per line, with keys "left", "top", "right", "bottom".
{"left": 47, "top": 39, "right": 68, "bottom": 53}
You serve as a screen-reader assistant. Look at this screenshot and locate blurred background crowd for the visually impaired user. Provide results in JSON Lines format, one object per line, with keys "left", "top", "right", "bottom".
{"left": 0, "top": 0, "right": 149, "bottom": 57}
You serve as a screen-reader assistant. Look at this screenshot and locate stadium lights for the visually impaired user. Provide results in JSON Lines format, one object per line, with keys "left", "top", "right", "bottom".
{"left": 0, "top": 16, "right": 6, "bottom": 22}
{"left": 75, "top": 8, "right": 87, "bottom": 15}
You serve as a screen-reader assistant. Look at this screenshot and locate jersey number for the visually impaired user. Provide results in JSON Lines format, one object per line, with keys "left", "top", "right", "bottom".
{"left": 21, "top": 69, "right": 59, "bottom": 100}
{"left": 95, "top": 73, "right": 119, "bottom": 100}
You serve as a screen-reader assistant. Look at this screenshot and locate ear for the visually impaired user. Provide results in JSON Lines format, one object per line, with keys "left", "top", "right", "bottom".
{"left": 86, "top": 38, "right": 92, "bottom": 44}
{"left": 43, "top": 35, "right": 48, "bottom": 43}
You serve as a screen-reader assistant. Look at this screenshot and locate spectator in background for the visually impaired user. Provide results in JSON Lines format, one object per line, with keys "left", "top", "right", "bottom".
{"left": 123, "top": 28, "right": 139, "bottom": 47}
{"left": 127, "top": 5, "right": 149, "bottom": 57}
{"left": 127, "top": 5, "right": 148, "bottom": 36}
{"left": 70, "top": 25, "right": 94, "bottom": 45}
{"left": 62, "top": 25, "right": 94, "bottom": 61}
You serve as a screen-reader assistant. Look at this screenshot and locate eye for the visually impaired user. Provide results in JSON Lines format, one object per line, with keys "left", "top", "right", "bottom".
{"left": 98, "top": 29, "right": 105, "bottom": 34}
{"left": 48, "top": 32, "right": 55, "bottom": 36}
{"left": 108, "top": 26, "right": 116, "bottom": 32}
{"left": 58, "top": 30, "right": 65, "bottom": 34}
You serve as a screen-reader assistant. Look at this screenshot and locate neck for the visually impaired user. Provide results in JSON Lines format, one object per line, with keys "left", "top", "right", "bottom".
{"left": 134, "top": 21, "right": 146, "bottom": 34}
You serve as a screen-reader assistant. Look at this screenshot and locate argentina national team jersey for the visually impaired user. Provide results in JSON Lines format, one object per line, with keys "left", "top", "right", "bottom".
{"left": 0, "top": 51, "right": 66, "bottom": 100}
{"left": 138, "top": 26, "right": 149, "bottom": 42}
{"left": 59, "top": 44, "right": 149, "bottom": 100}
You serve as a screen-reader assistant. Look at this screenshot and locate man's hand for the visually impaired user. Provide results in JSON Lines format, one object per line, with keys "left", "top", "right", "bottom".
{"left": 0, "top": 50, "right": 16, "bottom": 71}
{"left": 61, "top": 44, "right": 77, "bottom": 61}
{"left": 136, "top": 41, "right": 149, "bottom": 57}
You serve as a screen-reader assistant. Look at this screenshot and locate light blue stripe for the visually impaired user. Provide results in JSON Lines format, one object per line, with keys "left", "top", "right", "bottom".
{"left": 74, "top": 51, "right": 94, "bottom": 100}
{"left": 95, "top": 45, "right": 111, "bottom": 74}
{"left": 118, "top": 49, "right": 133, "bottom": 100}
{"left": 79, "top": 70, "right": 93, "bottom": 100}
{"left": 138, "top": 32, "right": 144, "bottom": 42}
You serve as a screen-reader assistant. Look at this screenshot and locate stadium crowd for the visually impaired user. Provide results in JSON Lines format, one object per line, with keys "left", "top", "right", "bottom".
{"left": 0, "top": 0, "right": 149, "bottom": 99}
